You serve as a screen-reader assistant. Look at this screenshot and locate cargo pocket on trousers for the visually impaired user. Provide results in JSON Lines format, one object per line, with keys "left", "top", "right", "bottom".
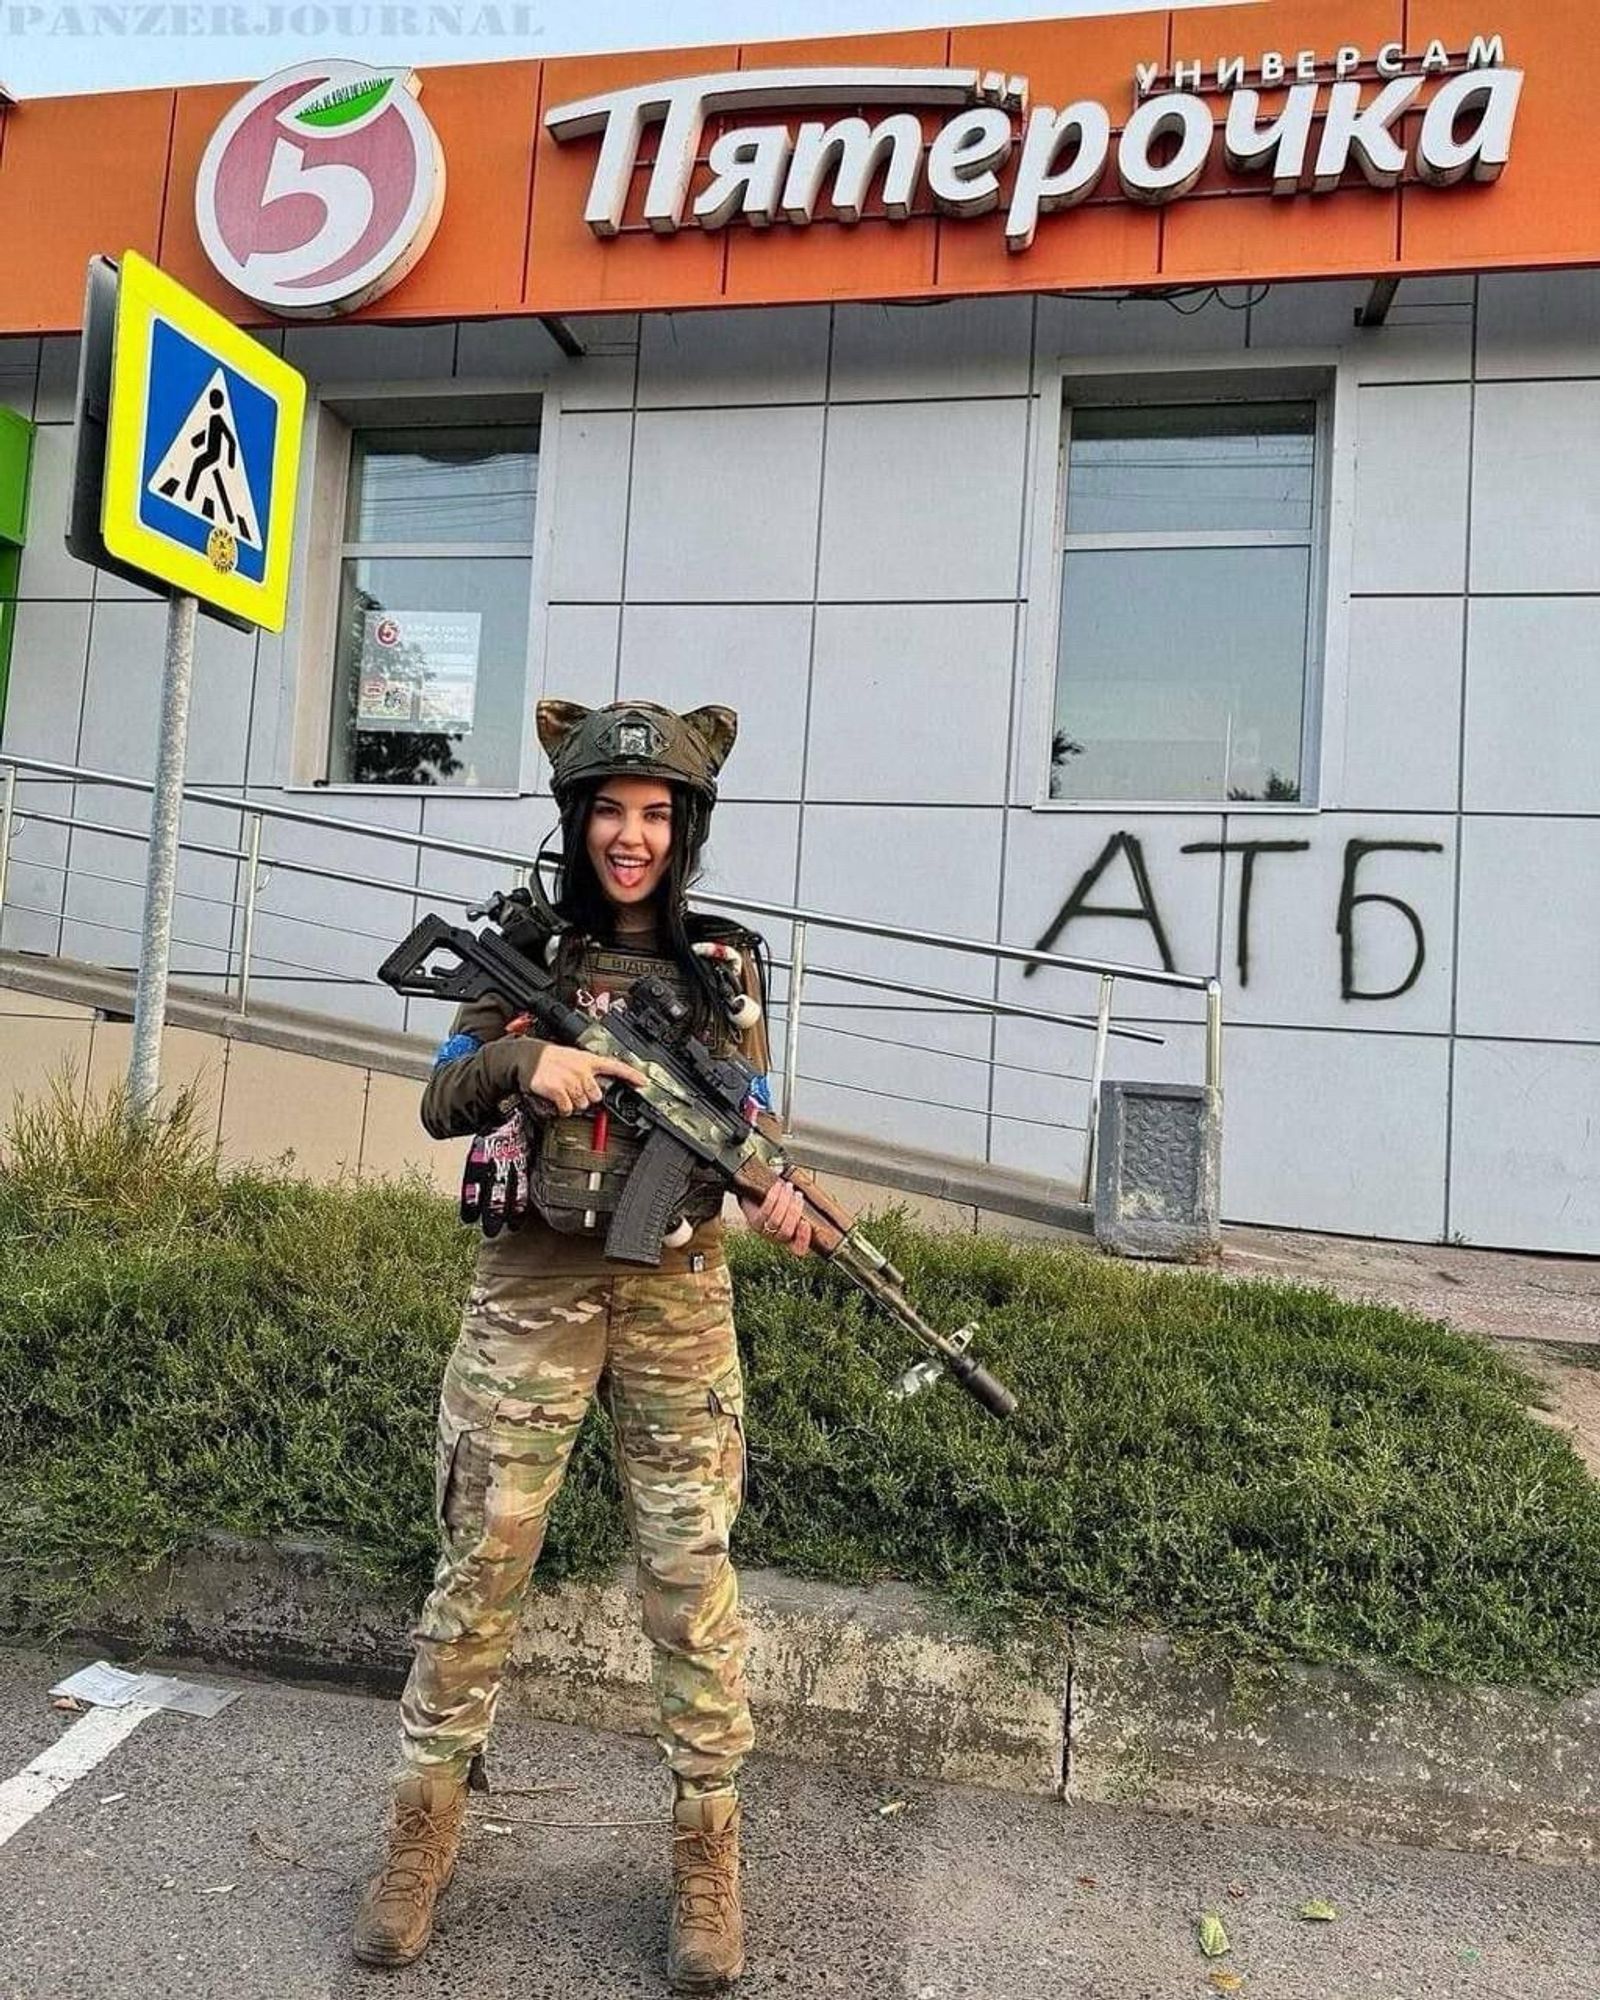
{"left": 707, "top": 1365, "right": 747, "bottom": 1532}
{"left": 435, "top": 1413, "right": 489, "bottom": 1544}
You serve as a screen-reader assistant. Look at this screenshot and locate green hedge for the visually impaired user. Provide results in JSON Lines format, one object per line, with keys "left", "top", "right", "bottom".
{"left": 3, "top": 1083, "right": 1599, "bottom": 1693}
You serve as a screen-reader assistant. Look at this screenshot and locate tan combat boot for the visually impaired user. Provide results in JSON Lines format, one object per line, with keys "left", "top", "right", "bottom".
{"left": 667, "top": 1791, "right": 745, "bottom": 1991}
{"left": 352, "top": 1770, "right": 469, "bottom": 1969}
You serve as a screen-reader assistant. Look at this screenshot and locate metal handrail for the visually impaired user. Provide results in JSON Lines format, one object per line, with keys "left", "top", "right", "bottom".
{"left": 0, "top": 750, "right": 1225, "bottom": 1199}
{"left": 0, "top": 797, "right": 1166, "bottom": 1045}
{"left": 0, "top": 751, "right": 1215, "bottom": 991}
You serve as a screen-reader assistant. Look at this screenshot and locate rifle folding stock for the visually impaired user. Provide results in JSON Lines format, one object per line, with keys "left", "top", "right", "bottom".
{"left": 379, "top": 909, "right": 1017, "bottom": 1421}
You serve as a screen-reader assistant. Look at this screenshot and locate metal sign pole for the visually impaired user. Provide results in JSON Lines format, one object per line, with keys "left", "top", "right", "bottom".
{"left": 126, "top": 589, "right": 198, "bottom": 1119}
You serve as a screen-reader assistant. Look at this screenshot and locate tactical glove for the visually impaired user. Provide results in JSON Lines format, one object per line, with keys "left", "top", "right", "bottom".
{"left": 459, "top": 1111, "right": 533, "bottom": 1237}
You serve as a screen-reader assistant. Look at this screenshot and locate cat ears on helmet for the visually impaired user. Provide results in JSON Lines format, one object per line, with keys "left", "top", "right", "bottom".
{"left": 535, "top": 700, "right": 740, "bottom": 777}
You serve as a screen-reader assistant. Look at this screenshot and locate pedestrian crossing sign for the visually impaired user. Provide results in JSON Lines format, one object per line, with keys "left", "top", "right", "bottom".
{"left": 101, "top": 251, "right": 305, "bottom": 631}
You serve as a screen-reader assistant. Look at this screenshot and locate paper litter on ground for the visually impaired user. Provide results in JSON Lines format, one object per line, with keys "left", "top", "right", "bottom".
{"left": 50, "top": 1662, "right": 240, "bottom": 1718}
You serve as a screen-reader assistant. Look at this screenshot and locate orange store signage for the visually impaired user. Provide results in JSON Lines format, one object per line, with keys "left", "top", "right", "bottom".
{"left": 0, "top": 0, "right": 1594, "bottom": 335}
{"left": 544, "top": 40, "right": 1520, "bottom": 255}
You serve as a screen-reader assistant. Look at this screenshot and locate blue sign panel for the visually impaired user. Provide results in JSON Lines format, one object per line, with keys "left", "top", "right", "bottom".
{"left": 135, "top": 317, "right": 280, "bottom": 587}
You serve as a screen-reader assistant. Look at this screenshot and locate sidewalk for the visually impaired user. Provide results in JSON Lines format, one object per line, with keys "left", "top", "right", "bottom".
{"left": 2, "top": 1645, "right": 1596, "bottom": 2000}
{"left": 1217, "top": 1228, "right": 1600, "bottom": 1476}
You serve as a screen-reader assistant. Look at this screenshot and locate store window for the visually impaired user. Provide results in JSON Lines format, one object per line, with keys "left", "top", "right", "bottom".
{"left": 328, "top": 423, "right": 539, "bottom": 788}
{"left": 1050, "top": 400, "right": 1323, "bottom": 806}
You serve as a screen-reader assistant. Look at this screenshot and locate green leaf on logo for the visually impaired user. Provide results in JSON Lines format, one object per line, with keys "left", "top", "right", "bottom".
{"left": 294, "top": 75, "right": 394, "bottom": 130}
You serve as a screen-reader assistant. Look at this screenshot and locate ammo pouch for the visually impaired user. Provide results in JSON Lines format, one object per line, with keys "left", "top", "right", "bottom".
{"left": 523, "top": 939, "right": 730, "bottom": 1240}
{"left": 527, "top": 1114, "right": 724, "bottom": 1238}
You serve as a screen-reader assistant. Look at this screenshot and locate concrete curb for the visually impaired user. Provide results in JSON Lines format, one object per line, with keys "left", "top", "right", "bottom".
{"left": 1071, "top": 1633, "right": 1599, "bottom": 1864}
{"left": 32, "top": 1536, "right": 1600, "bottom": 1862}
{"left": 63, "top": 1535, "right": 1066, "bottom": 1797}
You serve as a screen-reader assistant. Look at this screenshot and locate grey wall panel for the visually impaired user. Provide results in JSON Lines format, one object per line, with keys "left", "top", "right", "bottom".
{"left": 537, "top": 316, "right": 641, "bottom": 412}
{"left": 548, "top": 410, "right": 633, "bottom": 603}
{"left": 244, "top": 795, "right": 424, "bottom": 1019}
{"left": 818, "top": 398, "right": 1029, "bottom": 603}
{"left": 795, "top": 1000, "right": 992, "bottom": 1134}
{"left": 452, "top": 316, "right": 550, "bottom": 381}
{"left": 0, "top": 778, "right": 71, "bottom": 953}
{"left": 14, "top": 427, "right": 93, "bottom": 602}
{"left": 81, "top": 599, "right": 255, "bottom": 789}
{"left": 831, "top": 296, "right": 1034, "bottom": 401}
{"left": 1247, "top": 278, "right": 1475, "bottom": 383}
{"left": 1450, "top": 1039, "right": 1600, "bottom": 1253}
{"left": 698, "top": 799, "right": 803, "bottom": 928}
{"left": 403, "top": 991, "right": 460, "bottom": 1048}
{"left": 808, "top": 602, "right": 1014, "bottom": 806}
{"left": 991, "top": 1013, "right": 1206, "bottom": 1125}
{"left": 626, "top": 405, "right": 825, "bottom": 604}
{"left": 797, "top": 1073, "right": 990, "bottom": 1160}
{"left": 619, "top": 602, "right": 812, "bottom": 800}
{"left": 32, "top": 338, "right": 80, "bottom": 426}
{"left": 2, "top": 599, "right": 90, "bottom": 762}
{"left": 1477, "top": 271, "right": 1600, "bottom": 381}
{"left": 1218, "top": 812, "right": 1456, "bottom": 1036}
{"left": 246, "top": 629, "right": 286, "bottom": 789}
{"left": 1223, "top": 1025, "right": 1450, "bottom": 1242}
{"left": 1455, "top": 818, "right": 1600, "bottom": 1043}
{"left": 282, "top": 323, "right": 456, "bottom": 384}
{"left": 61, "top": 789, "right": 241, "bottom": 971}
{"left": 542, "top": 603, "right": 622, "bottom": 717}
{"left": 416, "top": 792, "right": 551, "bottom": 907}
{"left": 988, "top": 1114, "right": 1093, "bottom": 1182}
{"left": 637, "top": 306, "right": 829, "bottom": 408}
{"left": 1472, "top": 379, "right": 1600, "bottom": 595}
{"left": 798, "top": 803, "right": 1005, "bottom": 999}
{"left": 997, "top": 809, "right": 1225, "bottom": 1026}
{"left": 1039, "top": 291, "right": 1248, "bottom": 362}
{"left": 1349, "top": 383, "right": 1471, "bottom": 596}
{"left": 1336, "top": 598, "right": 1463, "bottom": 812}
{"left": 1464, "top": 598, "right": 1600, "bottom": 815}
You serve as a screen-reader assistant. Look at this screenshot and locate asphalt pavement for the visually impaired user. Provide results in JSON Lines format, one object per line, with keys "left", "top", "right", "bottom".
{"left": 0, "top": 1645, "right": 1595, "bottom": 2000}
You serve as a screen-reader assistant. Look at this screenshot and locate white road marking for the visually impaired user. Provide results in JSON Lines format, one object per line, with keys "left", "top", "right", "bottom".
{"left": 0, "top": 1703, "right": 160, "bottom": 1849}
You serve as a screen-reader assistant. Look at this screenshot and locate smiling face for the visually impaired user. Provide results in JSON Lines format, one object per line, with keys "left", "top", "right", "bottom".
{"left": 584, "top": 776, "right": 674, "bottom": 915}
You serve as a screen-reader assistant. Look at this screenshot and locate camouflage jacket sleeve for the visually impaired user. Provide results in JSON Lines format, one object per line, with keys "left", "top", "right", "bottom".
{"left": 419, "top": 993, "right": 549, "bottom": 1140}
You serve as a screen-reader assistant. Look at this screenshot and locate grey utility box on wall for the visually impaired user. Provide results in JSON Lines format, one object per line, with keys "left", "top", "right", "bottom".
{"left": 1093, "top": 1082, "right": 1222, "bottom": 1262}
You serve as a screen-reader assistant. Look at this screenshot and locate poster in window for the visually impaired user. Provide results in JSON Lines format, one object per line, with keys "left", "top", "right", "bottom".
{"left": 358, "top": 610, "right": 482, "bottom": 734}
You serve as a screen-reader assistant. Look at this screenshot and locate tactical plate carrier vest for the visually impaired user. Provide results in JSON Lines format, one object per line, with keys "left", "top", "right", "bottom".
{"left": 527, "top": 928, "right": 754, "bottom": 1239}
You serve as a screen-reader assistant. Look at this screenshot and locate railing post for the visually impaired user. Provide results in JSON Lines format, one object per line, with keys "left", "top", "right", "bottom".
{"left": 1080, "top": 972, "right": 1116, "bottom": 1202}
{"left": 1204, "top": 977, "right": 1224, "bottom": 1096}
{"left": 235, "top": 809, "right": 263, "bottom": 1015}
{"left": 0, "top": 764, "right": 16, "bottom": 936}
{"left": 780, "top": 918, "right": 807, "bottom": 1131}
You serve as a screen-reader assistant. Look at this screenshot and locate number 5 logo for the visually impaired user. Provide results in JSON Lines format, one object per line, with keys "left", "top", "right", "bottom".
{"left": 196, "top": 62, "right": 446, "bottom": 319}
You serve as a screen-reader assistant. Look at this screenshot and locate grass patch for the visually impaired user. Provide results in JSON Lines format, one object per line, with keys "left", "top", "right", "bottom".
{"left": 3, "top": 1084, "right": 1599, "bottom": 1694}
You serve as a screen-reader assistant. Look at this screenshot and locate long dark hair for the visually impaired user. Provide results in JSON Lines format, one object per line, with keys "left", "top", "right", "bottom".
{"left": 552, "top": 779, "right": 727, "bottom": 1037}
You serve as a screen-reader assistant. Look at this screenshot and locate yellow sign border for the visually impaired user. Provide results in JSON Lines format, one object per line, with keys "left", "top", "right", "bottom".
{"left": 101, "top": 250, "right": 306, "bottom": 632}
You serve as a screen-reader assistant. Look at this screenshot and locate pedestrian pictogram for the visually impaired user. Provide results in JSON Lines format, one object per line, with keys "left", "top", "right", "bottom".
{"left": 100, "top": 250, "right": 304, "bottom": 630}
{"left": 147, "top": 372, "right": 260, "bottom": 549}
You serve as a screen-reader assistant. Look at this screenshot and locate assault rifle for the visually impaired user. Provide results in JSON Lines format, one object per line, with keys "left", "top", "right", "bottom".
{"left": 378, "top": 896, "right": 1017, "bottom": 1421}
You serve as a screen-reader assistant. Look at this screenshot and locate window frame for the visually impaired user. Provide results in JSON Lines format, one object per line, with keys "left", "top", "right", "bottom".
{"left": 1024, "top": 355, "right": 1349, "bottom": 817}
{"left": 283, "top": 378, "right": 558, "bottom": 797}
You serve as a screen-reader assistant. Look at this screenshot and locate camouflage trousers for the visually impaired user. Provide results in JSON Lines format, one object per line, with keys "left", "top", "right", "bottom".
{"left": 397, "top": 1264, "right": 752, "bottom": 1792}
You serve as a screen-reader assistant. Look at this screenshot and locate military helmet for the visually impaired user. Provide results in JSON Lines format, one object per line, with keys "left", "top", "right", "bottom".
{"left": 535, "top": 699, "right": 738, "bottom": 805}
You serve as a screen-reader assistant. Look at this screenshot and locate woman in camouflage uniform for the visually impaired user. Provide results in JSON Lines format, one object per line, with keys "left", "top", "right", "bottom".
{"left": 354, "top": 700, "right": 809, "bottom": 1989}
